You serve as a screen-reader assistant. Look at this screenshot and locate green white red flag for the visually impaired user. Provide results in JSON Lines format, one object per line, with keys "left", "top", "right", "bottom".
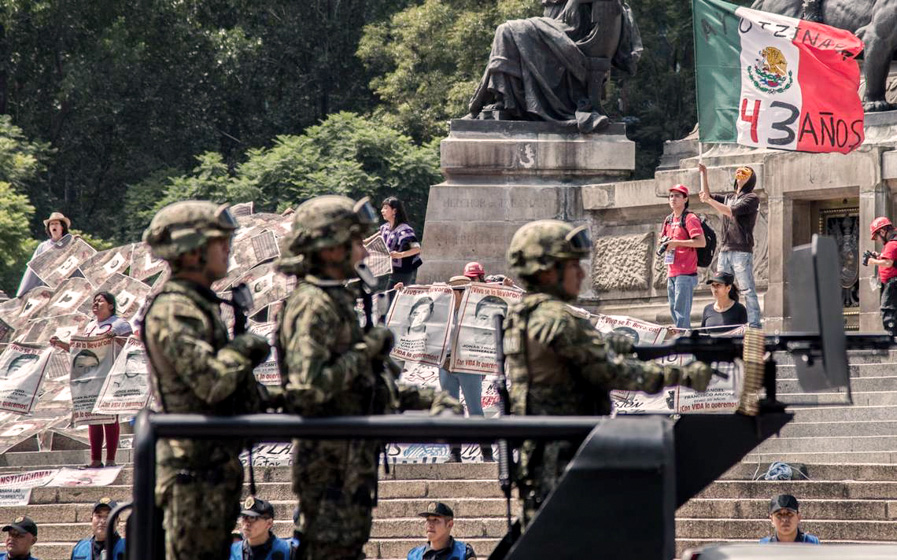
{"left": 693, "top": 0, "right": 864, "bottom": 153}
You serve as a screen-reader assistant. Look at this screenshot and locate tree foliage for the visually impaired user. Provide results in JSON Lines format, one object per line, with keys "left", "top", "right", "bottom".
{"left": 126, "top": 112, "right": 441, "bottom": 235}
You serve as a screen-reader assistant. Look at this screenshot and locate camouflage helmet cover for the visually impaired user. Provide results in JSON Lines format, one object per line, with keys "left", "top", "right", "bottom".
{"left": 281, "top": 195, "right": 378, "bottom": 258}
{"left": 142, "top": 200, "right": 238, "bottom": 261}
{"left": 506, "top": 220, "right": 592, "bottom": 277}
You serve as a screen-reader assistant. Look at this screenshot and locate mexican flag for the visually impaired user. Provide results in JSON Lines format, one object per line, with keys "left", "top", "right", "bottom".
{"left": 693, "top": 0, "right": 864, "bottom": 153}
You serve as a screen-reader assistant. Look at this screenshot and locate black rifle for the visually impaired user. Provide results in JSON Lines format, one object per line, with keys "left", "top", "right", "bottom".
{"left": 493, "top": 314, "right": 513, "bottom": 530}
{"left": 230, "top": 283, "right": 253, "bottom": 336}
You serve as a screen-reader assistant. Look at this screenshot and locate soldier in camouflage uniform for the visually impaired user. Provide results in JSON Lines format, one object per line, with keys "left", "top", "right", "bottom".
{"left": 502, "top": 219, "right": 713, "bottom": 526}
{"left": 141, "top": 201, "right": 271, "bottom": 560}
{"left": 275, "top": 195, "right": 461, "bottom": 560}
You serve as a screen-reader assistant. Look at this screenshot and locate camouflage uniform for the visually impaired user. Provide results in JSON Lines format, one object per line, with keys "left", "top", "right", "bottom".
{"left": 141, "top": 201, "right": 270, "bottom": 560}
{"left": 275, "top": 196, "right": 454, "bottom": 560}
{"left": 502, "top": 220, "right": 711, "bottom": 526}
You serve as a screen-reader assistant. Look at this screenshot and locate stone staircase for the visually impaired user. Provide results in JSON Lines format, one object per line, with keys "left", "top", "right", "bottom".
{"left": 2, "top": 349, "right": 897, "bottom": 558}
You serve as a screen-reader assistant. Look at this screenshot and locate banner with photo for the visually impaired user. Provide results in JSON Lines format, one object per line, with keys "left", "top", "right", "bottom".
{"left": 0, "top": 287, "right": 55, "bottom": 330}
{"left": 676, "top": 327, "right": 743, "bottom": 414}
{"left": 249, "top": 322, "right": 280, "bottom": 386}
{"left": 386, "top": 285, "right": 454, "bottom": 366}
{"left": 69, "top": 336, "right": 118, "bottom": 426}
{"left": 14, "top": 313, "right": 90, "bottom": 346}
{"left": 0, "top": 344, "right": 52, "bottom": 415}
{"left": 28, "top": 235, "right": 96, "bottom": 289}
{"left": 595, "top": 315, "right": 678, "bottom": 415}
{"left": 93, "top": 337, "right": 150, "bottom": 415}
{"left": 450, "top": 284, "right": 523, "bottom": 374}
{"left": 78, "top": 273, "right": 151, "bottom": 319}
{"left": 363, "top": 236, "right": 393, "bottom": 277}
{"left": 232, "top": 262, "right": 292, "bottom": 317}
{"left": 215, "top": 227, "right": 281, "bottom": 291}
{"left": 79, "top": 245, "right": 134, "bottom": 287}
{"left": 46, "top": 465, "right": 122, "bottom": 487}
{"left": 129, "top": 242, "right": 168, "bottom": 282}
{"left": 37, "top": 277, "right": 93, "bottom": 320}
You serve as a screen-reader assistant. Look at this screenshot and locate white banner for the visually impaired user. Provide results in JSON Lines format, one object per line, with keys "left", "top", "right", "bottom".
{"left": 363, "top": 236, "right": 393, "bottom": 277}
{"left": 0, "top": 469, "right": 59, "bottom": 489}
{"left": 79, "top": 245, "right": 134, "bottom": 287}
{"left": 0, "top": 344, "right": 52, "bottom": 415}
{"left": 386, "top": 286, "right": 454, "bottom": 366}
{"left": 28, "top": 235, "right": 96, "bottom": 289}
{"left": 249, "top": 322, "right": 280, "bottom": 386}
{"left": 0, "top": 488, "right": 30, "bottom": 506}
{"left": 93, "top": 337, "right": 150, "bottom": 415}
{"left": 595, "top": 315, "right": 678, "bottom": 415}
{"left": 240, "top": 442, "right": 293, "bottom": 467}
{"left": 129, "top": 242, "right": 168, "bottom": 282}
{"left": 450, "top": 284, "right": 523, "bottom": 374}
{"left": 80, "top": 273, "right": 151, "bottom": 319}
{"left": 69, "top": 336, "right": 118, "bottom": 425}
{"left": 46, "top": 465, "right": 122, "bottom": 487}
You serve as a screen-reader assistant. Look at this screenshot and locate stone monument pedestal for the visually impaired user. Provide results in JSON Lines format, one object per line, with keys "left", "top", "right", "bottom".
{"left": 419, "top": 119, "right": 635, "bottom": 296}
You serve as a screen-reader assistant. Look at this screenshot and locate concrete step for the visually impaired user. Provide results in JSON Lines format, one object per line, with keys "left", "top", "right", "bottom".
{"left": 678, "top": 498, "right": 897, "bottom": 521}
{"left": 787, "top": 405, "right": 897, "bottom": 422}
{"left": 722, "top": 462, "right": 897, "bottom": 481}
{"left": 675, "top": 538, "right": 897, "bottom": 557}
{"left": 776, "top": 363, "right": 897, "bottom": 380}
{"left": 755, "top": 435, "right": 897, "bottom": 453}
{"left": 744, "top": 451, "right": 897, "bottom": 463}
{"left": 378, "top": 479, "right": 503, "bottom": 500}
{"left": 776, "top": 391, "right": 893, "bottom": 406}
{"left": 775, "top": 350, "right": 897, "bottom": 366}
{"left": 696, "top": 480, "right": 897, "bottom": 500}
{"left": 778, "top": 377, "right": 897, "bottom": 393}
{"left": 0, "top": 449, "right": 135, "bottom": 467}
{"left": 676, "top": 518, "right": 897, "bottom": 541}
{"left": 779, "top": 420, "right": 897, "bottom": 437}
{"left": 371, "top": 517, "right": 506, "bottom": 539}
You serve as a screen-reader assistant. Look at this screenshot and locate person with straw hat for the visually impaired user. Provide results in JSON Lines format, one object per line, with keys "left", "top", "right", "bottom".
{"left": 16, "top": 211, "right": 73, "bottom": 297}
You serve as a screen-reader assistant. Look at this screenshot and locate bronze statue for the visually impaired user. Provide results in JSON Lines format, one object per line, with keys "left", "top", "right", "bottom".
{"left": 752, "top": 0, "right": 897, "bottom": 112}
{"left": 466, "top": 0, "right": 642, "bottom": 132}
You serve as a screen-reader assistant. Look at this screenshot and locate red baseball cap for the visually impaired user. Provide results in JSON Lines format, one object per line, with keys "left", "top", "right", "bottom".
{"left": 669, "top": 184, "right": 689, "bottom": 196}
{"left": 463, "top": 262, "right": 485, "bottom": 278}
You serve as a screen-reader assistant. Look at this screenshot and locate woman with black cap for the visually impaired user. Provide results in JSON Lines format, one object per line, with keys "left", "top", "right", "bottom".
{"left": 701, "top": 271, "right": 747, "bottom": 330}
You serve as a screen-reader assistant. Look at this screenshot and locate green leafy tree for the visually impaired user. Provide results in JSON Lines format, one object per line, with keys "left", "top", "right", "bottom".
{"left": 358, "top": 0, "right": 539, "bottom": 142}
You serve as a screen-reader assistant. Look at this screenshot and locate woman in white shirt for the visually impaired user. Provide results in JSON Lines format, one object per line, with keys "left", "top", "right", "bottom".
{"left": 50, "top": 292, "right": 132, "bottom": 467}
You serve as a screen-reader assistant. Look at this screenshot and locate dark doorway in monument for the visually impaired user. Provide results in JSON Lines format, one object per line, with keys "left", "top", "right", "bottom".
{"left": 813, "top": 202, "right": 860, "bottom": 331}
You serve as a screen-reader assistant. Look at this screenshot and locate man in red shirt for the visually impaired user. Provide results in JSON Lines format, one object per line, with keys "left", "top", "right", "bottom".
{"left": 867, "top": 217, "right": 897, "bottom": 335}
{"left": 659, "top": 185, "right": 706, "bottom": 328}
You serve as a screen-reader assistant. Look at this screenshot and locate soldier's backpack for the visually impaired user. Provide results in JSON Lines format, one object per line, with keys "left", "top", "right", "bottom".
{"left": 663, "top": 211, "right": 717, "bottom": 268}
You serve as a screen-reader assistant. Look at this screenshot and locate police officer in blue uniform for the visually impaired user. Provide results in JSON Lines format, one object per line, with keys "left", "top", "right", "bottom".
{"left": 71, "top": 497, "right": 125, "bottom": 560}
{"left": 407, "top": 502, "right": 475, "bottom": 560}
{"left": 759, "top": 494, "right": 821, "bottom": 544}
{"left": 1, "top": 516, "right": 39, "bottom": 560}
{"left": 230, "top": 497, "right": 291, "bottom": 560}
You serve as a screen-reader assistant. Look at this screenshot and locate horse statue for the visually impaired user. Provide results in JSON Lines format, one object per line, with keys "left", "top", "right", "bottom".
{"left": 751, "top": 0, "right": 897, "bottom": 111}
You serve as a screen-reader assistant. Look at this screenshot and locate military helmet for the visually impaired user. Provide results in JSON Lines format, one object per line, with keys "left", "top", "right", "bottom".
{"left": 281, "top": 195, "right": 378, "bottom": 257}
{"left": 142, "top": 200, "right": 239, "bottom": 261}
{"left": 507, "top": 220, "right": 592, "bottom": 277}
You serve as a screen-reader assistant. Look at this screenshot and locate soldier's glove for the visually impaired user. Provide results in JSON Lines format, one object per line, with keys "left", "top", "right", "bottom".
{"left": 664, "top": 362, "right": 713, "bottom": 392}
{"left": 430, "top": 391, "right": 464, "bottom": 416}
{"left": 231, "top": 333, "right": 271, "bottom": 367}
{"left": 363, "top": 327, "right": 394, "bottom": 360}
{"left": 605, "top": 333, "right": 634, "bottom": 355}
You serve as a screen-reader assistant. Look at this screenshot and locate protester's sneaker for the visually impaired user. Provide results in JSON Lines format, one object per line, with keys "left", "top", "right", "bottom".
{"left": 105, "top": 460, "right": 117, "bottom": 467}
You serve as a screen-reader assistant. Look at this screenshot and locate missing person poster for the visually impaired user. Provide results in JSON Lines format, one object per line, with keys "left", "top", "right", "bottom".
{"left": 77, "top": 273, "right": 151, "bottom": 319}
{"left": 28, "top": 235, "right": 96, "bottom": 289}
{"left": 0, "top": 344, "right": 52, "bottom": 415}
{"left": 363, "top": 236, "right": 392, "bottom": 277}
{"left": 13, "top": 313, "right": 90, "bottom": 346}
{"left": 450, "top": 284, "right": 523, "bottom": 374}
{"left": 93, "top": 337, "right": 150, "bottom": 415}
{"left": 79, "top": 245, "right": 134, "bottom": 287}
{"left": 0, "top": 287, "right": 55, "bottom": 330}
{"left": 129, "top": 242, "right": 168, "bottom": 281}
{"left": 69, "top": 336, "right": 118, "bottom": 426}
{"left": 594, "top": 315, "right": 678, "bottom": 415}
{"left": 249, "top": 322, "right": 280, "bottom": 386}
{"left": 386, "top": 285, "right": 454, "bottom": 366}
{"left": 232, "top": 262, "right": 291, "bottom": 317}
{"left": 37, "top": 277, "right": 93, "bottom": 320}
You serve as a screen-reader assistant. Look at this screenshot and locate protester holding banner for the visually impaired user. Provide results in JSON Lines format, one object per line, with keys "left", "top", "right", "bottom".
{"left": 141, "top": 201, "right": 271, "bottom": 560}
{"left": 50, "top": 292, "right": 132, "bottom": 468}
{"left": 503, "top": 219, "right": 712, "bottom": 527}
{"left": 379, "top": 197, "right": 422, "bottom": 297}
{"left": 16, "top": 211, "right": 73, "bottom": 297}
{"left": 698, "top": 164, "right": 762, "bottom": 328}
{"left": 275, "top": 195, "right": 460, "bottom": 560}
{"left": 660, "top": 185, "right": 706, "bottom": 328}
{"left": 701, "top": 271, "right": 748, "bottom": 330}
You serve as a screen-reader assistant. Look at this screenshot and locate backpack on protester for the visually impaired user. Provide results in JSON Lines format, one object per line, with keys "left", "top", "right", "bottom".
{"left": 663, "top": 211, "right": 717, "bottom": 268}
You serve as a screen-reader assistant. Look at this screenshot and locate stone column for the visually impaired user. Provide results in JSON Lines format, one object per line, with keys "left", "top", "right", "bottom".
{"left": 859, "top": 182, "right": 891, "bottom": 332}
{"left": 765, "top": 194, "right": 792, "bottom": 332}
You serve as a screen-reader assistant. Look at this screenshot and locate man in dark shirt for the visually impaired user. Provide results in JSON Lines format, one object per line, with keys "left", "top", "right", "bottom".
{"left": 698, "top": 163, "right": 762, "bottom": 328}
{"left": 406, "top": 502, "right": 475, "bottom": 560}
{"left": 1, "top": 516, "right": 38, "bottom": 560}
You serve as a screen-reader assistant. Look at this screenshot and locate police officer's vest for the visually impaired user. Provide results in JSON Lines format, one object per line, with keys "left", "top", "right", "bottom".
{"left": 407, "top": 539, "right": 467, "bottom": 560}
{"left": 0, "top": 553, "right": 39, "bottom": 560}
{"left": 71, "top": 536, "right": 126, "bottom": 560}
{"left": 229, "top": 535, "right": 291, "bottom": 560}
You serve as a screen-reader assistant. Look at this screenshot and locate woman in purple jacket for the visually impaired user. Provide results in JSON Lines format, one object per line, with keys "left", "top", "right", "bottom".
{"left": 379, "top": 197, "right": 423, "bottom": 296}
